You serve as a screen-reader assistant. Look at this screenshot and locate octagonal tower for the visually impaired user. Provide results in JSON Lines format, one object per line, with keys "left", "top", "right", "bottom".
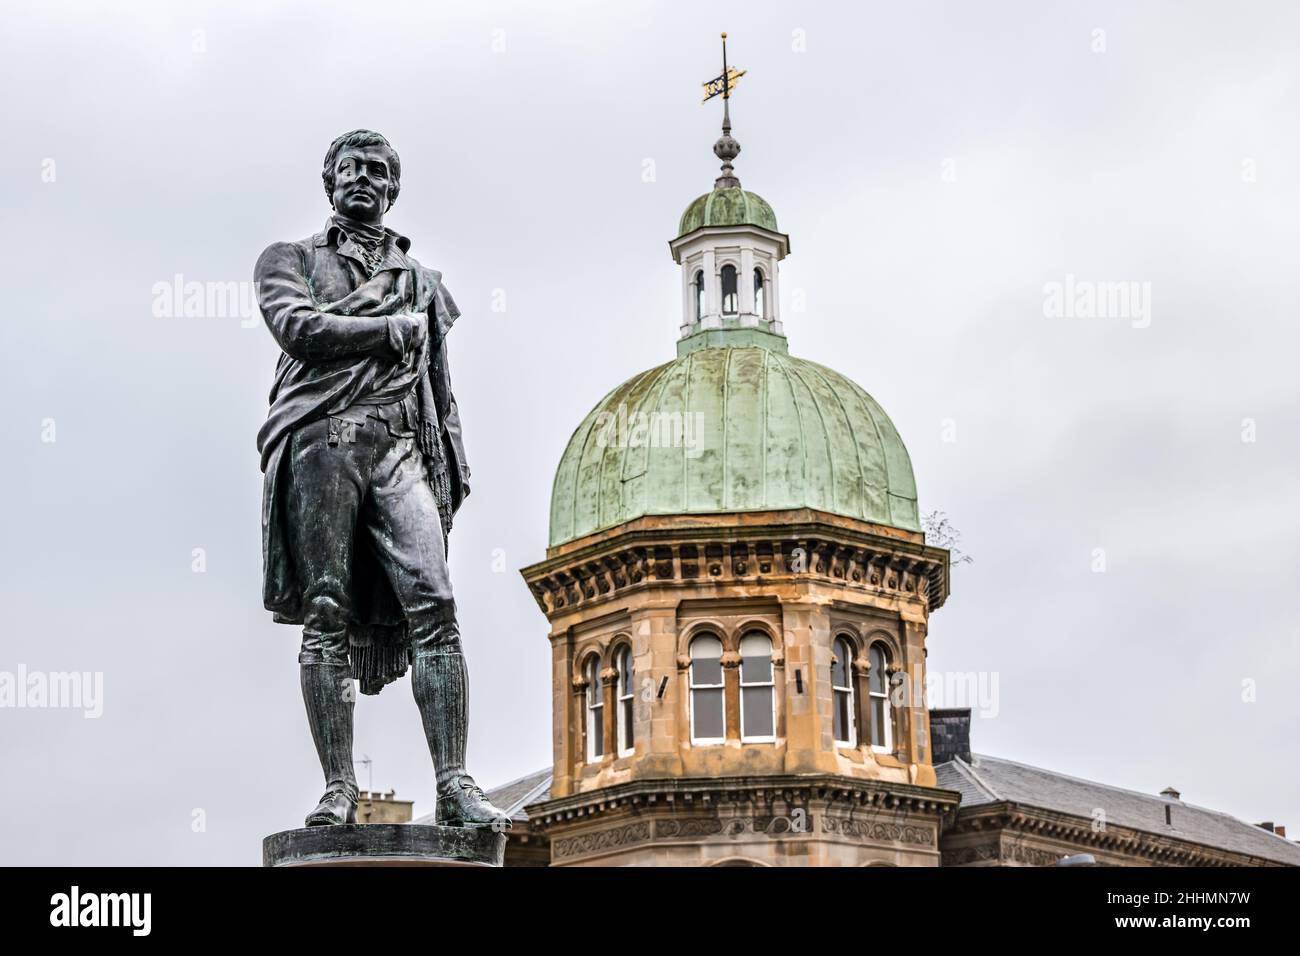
{"left": 521, "top": 87, "right": 955, "bottom": 866}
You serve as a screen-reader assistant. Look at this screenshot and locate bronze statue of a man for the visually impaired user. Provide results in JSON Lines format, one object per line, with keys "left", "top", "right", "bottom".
{"left": 255, "top": 129, "right": 506, "bottom": 830}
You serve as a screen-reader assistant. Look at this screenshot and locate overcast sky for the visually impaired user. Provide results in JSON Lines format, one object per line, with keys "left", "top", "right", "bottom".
{"left": 2, "top": 0, "right": 1297, "bottom": 865}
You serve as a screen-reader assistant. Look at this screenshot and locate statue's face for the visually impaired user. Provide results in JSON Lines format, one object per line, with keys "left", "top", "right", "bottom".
{"left": 331, "top": 145, "right": 394, "bottom": 222}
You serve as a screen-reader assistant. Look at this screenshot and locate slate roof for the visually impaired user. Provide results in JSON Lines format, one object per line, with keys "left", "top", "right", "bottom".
{"left": 413, "top": 756, "right": 1300, "bottom": 865}
{"left": 411, "top": 767, "right": 552, "bottom": 826}
{"left": 936, "top": 753, "right": 1300, "bottom": 866}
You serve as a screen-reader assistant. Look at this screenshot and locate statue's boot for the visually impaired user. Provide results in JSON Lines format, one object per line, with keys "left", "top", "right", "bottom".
{"left": 411, "top": 642, "right": 510, "bottom": 830}
{"left": 305, "top": 789, "right": 357, "bottom": 827}
{"left": 300, "top": 662, "right": 359, "bottom": 827}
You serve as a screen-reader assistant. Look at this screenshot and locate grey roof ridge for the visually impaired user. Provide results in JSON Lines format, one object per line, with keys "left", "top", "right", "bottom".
{"left": 510, "top": 772, "right": 555, "bottom": 815}
{"left": 489, "top": 766, "right": 551, "bottom": 795}
{"left": 949, "top": 753, "right": 1002, "bottom": 802}
{"left": 973, "top": 752, "right": 1220, "bottom": 814}
{"left": 970, "top": 751, "right": 1299, "bottom": 848}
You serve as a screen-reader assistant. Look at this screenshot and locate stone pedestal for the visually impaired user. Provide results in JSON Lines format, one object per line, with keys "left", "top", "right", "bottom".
{"left": 263, "top": 824, "right": 506, "bottom": 867}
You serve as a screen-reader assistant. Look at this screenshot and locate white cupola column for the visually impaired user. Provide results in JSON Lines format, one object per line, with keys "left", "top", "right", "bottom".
{"left": 739, "top": 247, "right": 756, "bottom": 326}
{"left": 680, "top": 268, "right": 694, "bottom": 338}
{"left": 701, "top": 248, "right": 720, "bottom": 328}
{"left": 768, "top": 259, "right": 782, "bottom": 335}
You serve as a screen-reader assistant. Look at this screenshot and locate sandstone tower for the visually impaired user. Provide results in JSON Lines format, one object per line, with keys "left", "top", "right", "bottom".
{"left": 521, "top": 83, "right": 954, "bottom": 866}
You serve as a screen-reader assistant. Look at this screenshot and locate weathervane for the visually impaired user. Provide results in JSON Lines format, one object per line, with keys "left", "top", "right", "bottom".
{"left": 701, "top": 32, "right": 746, "bottom": 188}
{"left": 701, "top": 32, "right": 746, "bottom": 104}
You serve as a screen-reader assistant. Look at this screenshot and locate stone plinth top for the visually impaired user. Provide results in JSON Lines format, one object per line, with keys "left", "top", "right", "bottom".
{"left": 263, "top": 824, "right": 506, "bottom": 867}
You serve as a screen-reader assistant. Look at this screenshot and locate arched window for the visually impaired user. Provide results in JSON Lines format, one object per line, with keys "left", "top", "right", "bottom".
{"left": 720, "top": 264, "right": 738, "bottom": 314}
{"left": 832, "top": 636, "right": 856, "bottom": 746}
{"left": 693, "top": 270, "right": 705, "bottom": 320}
{"left": 739, "top": 632, "right": 775, "bottom": 742}
{"left": 868, "top": 643, "right": 892, "bottom": 752}
{"left": 616, "top": 645, "right": 634, "bottom": 757}
{"left": 689, "top": 634, "right": 725, "bottom": 744}
{"left": 753, "top": 268, "right": 765, "bottom": 319}
{"left": 585, "top": 656, "right": 604, "bottom": 761}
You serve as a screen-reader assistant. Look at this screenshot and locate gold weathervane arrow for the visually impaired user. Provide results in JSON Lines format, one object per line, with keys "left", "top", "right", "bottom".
{"left": 701, "top": 32, "right": 745, "bottom": 103}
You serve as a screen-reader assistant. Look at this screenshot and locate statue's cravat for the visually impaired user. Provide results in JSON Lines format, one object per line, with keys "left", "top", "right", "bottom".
{"left": 332, "top": 213, "right": 387, "bottom": 277}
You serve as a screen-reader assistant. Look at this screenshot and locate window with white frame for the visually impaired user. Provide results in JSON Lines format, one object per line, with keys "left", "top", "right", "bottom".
{"left": 616, "top": 645, "right": 634, "bottom": 757}
{"left": 693, "top": 270, "right": 705, "bottom": 320}
{"left": 754, "top": 268, "right": 765, "bottom": 319}
{"left": 585, "top": 656, "right": 604, "bottom": 761}
{"left": 720, "top": 264, "right": 738, "bottom": 314}
{"left": 689, "top": 634, "right": 725, "bottom": 744}
{"left": 868, "top": 642, "right": 892, "bottom": 752}
{"left": 739, "top": 632, "right": 775, "bottom": 741}
{"left": 832, "top": 636, "right": 856, "bottom": 746}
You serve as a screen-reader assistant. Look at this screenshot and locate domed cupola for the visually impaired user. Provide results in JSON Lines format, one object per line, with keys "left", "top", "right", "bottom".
{"left": 548, "top": 349, "right": 921, "bottom": 547}
{"left": 677, "top": 188, "right": 779, "bottom": 237}
{"left": 669, "top": 82, "right": 790, "bottom": 343}
{"left": 522, "top": 38, "right": 952, "bottom": 868}
{"left": 548, "top": 59, "right": 919, "bottom": 548}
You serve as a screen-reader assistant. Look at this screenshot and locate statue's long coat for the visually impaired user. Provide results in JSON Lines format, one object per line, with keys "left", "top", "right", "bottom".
{"left": 254, "top": 220, "right": 470, "bottom": 691}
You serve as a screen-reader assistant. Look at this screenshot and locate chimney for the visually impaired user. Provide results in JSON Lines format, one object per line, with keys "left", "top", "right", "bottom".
{"left": 929, "top": 708, "right": 972, "bottom": 764}
{"left": 355, "top": 789, "right": 414, "bottom": 824}
{"left": 1159, "top": 786, "right": 1181, "bottom": 801}
{"left": 1255, "top": 821, "right": 1275, "bottom": 834}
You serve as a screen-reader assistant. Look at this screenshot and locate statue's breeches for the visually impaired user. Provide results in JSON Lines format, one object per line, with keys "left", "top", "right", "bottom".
{"left": 286, "top": 407, "right": 455, "bottom": 665}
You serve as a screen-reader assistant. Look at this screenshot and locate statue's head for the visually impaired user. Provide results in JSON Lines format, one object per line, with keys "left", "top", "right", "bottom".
{"left": 322, "top": 129, "right": 401, "bottom": 223}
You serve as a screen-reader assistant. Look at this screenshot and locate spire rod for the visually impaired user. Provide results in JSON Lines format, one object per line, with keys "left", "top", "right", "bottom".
{"left": 702, "top": 31, "right": 745, "bottom": 189}
{"left": 721, "top": 32, "right": 732, "bottom": 135}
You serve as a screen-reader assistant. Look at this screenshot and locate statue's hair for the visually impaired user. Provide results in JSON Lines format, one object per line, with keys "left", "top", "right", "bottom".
{"left": 322, "top": 129, "right": 401, "bottom": 210}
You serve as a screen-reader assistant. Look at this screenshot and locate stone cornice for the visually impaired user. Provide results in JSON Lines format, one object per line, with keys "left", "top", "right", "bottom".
{"left": 526, "top": 773, "right": 962, "bottom": 833}
{"left": 544, "top": 509, "right": 925, "bottom": 559}
{"left": 947, "top": 801, "right": 1292, "bottom": 867}
{"left": 669, "top": 222, "right": 791, "bottom": 261}
{"left": 520, "top": 511, "right": 950, "bottom": 620}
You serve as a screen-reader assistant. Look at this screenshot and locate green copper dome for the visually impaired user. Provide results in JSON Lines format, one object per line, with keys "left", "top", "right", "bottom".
{"left": 678, "top": 187, "right": 779, "bottom": 237}
{"left": 548, "top": 338, "right": 920, "bottom": 547}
